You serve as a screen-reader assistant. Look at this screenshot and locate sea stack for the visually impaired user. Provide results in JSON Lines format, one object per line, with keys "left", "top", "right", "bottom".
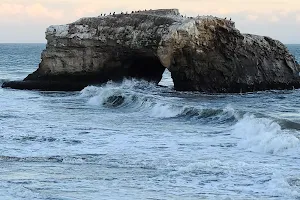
{"left": 2, "top": 9, "right": 300, "bottom": 92}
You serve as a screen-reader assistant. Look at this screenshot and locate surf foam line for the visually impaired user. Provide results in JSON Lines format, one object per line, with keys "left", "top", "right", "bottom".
{"left": 170, "top": 159, "right": 300, "bottom": 199}
{"left": 0, "top": 154, "right": 160, "bottom": 170}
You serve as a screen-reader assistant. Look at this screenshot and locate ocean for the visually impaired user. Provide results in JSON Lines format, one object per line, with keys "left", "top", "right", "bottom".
{"left": 0, "top": 43, "right": 300, "bottom": 200}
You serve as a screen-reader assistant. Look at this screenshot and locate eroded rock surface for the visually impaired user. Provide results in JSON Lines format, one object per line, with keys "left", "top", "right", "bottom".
{"left": 3, "top": 9, "right": 300, "bottom": 92}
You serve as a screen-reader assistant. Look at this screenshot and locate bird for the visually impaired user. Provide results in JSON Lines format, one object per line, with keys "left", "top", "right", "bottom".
{"left": 225, "top": 17, "right": 227, "bottom": 20}
{"left": 100, "top": 14, "right": 102, "bottom": 16}
{"left": 230, "top": 18, "right": 232, "bottom": 21}
{"left": 113, "top": 12, "right": 115, "bottom": 15}
{"left": 104, "top": 14, "right": 106, "bottom": 16}
{"left": 109, "top": 12, "right": 111, "bottom": 15}
{"left": 132, "top": 11, "right": 134, "bottom": 13}
{"left": 121, "top": 12, "right": 123, "bottom": 14}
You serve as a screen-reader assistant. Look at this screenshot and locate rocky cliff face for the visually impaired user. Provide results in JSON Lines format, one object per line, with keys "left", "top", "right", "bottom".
{"left": 3, "top": 9, "right": 300, "bottom": 92}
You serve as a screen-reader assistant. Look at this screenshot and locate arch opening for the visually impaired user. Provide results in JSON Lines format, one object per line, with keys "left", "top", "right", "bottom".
{"left": 158, "top": 68, "right": 174, "bottom": 88}
{"left": 124, "top": 55, "right": 166, "bottom": 83}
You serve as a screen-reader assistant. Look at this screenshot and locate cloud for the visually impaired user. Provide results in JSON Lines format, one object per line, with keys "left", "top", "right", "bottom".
{"left": 0, "top": 3, "right": 63, "bottom": 20}
{"left": 25, "top": 3, "right": 63, "bottom": 20}
{"left": 0, "top": 3, "right": 24, "bottom": 15}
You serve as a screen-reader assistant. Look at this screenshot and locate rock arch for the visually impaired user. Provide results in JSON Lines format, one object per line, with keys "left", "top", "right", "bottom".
{"left": 2, "top": 9, "right": 300, "bottom": 92}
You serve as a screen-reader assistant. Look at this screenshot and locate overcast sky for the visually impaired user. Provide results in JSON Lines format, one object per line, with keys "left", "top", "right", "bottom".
{"left": 0, "top": 0, "right": 299, "bottom": 43}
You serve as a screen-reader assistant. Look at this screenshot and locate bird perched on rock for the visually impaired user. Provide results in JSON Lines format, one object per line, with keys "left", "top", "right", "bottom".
{"left": 230, "top": 18, "right": 232, "bottom": 21}
{"left": 100, "top": 14, "right": 102, "bottom": 16}
{"left": 225, "top": 17, "right": 227, "bottom": 20}
{"left": 113, "top": 12, "right": 115, "bottom": 15}
{"left": 104, "top": 14, "right": 106, "bottom": 16}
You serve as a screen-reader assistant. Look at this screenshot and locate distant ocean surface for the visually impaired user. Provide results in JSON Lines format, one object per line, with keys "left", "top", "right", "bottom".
{"left": 0, "top": 43, "right": 300, "bottom": 200}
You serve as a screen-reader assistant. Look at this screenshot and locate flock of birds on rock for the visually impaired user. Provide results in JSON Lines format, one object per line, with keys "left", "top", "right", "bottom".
{"left": 99, "top": 9, "right": 154, "bottom": 17}
{"left": 98, "top": 9, "right": 232, "bottom": 21}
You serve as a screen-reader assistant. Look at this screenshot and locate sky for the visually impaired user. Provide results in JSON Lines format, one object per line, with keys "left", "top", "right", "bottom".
{"left": 0, "top": 0, "right": 299, "bottom": 43}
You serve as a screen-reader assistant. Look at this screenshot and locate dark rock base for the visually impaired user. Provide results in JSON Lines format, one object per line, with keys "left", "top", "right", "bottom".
{"left": 3, "top": 79, "right": 300, "bottom": 93}
{"left": 173, "top": 81, "right": 300, "bottom": 93}
{"left": 2, "top": 80, "right": 91, "bottom": 91}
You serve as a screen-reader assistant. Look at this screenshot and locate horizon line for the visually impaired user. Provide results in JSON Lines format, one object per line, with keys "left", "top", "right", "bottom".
{"left": 1, "top": 43, "right": 300, "bottom": 45}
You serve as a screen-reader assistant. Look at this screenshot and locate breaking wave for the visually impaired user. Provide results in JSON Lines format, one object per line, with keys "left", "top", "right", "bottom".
{"left": 79, "top": 79, "right": 300, "bottom": 155}
{"left": 80, "top": 79, "right": 240, "bottom": 123}
{"left": 232, "top": 114, "right": 300, "bottom": 154}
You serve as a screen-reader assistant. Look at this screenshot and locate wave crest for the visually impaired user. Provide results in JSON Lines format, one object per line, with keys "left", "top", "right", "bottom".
{"left": 79, "top": 80, "right": 239, "bottom": 123}
{"left": 232, "top": 114, "right": 299, "bottom": 154}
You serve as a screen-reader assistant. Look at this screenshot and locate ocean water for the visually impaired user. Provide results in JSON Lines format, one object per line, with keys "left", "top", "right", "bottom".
{"left": 0, "top": 43, "right": 300, "bottom": 200}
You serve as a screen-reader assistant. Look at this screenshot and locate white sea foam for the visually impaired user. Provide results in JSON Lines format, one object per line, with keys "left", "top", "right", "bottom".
{"left": 172, "top": 159, "right": 276, "bottom": 176}
{"left": 87, "top": 87, "right": 124, "bottom": 106}
{"left": 80, "top": 84, "right": 117, "bottom": 106}
{"left": 232, "top": 114, "right": 299, "bottom": 154}
{"left": 149, "top": 103, "right": 185, "bottom": 118}
{"left": 267, "top": 172, "right": 300, "bottom": 198}
{"left": 173, "top": 159, "right": 300, "bottom": 199}
{"left": 79, "top": 80, "right": 164, "bottom": 111}
{"left": 79, "top": 85, "right": 102, "bottom": 98}
{"left": 223, "top": 104, "right": 240, "bottom": 120}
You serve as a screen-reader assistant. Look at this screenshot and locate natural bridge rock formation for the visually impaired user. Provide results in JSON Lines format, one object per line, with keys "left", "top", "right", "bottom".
{"left": 3, "top": 9, "right": 300, "bottom": 92}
